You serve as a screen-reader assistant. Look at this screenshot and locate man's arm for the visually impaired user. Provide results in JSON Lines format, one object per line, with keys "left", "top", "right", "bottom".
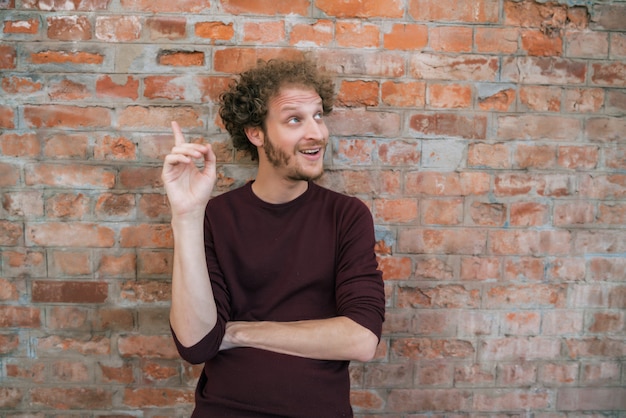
{"left": 163, "top": 121, "right": 219, "bottom": 348}
{"left": 221, "top": 316, "right": 379, "bottom": 362}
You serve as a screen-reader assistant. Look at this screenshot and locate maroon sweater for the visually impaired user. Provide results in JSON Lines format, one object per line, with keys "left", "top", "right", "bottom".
{"left": 172, "top": 181, "right": 385, "bottom": 417}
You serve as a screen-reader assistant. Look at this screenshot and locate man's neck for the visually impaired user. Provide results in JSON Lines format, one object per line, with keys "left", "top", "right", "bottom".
{"left": 251, "top": 173, "right": 309, "bottom": 204}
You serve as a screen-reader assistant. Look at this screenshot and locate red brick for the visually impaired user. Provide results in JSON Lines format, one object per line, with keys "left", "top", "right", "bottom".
{"left": 468, "top": 201, "right": 506, "bottom": 227}
{"left": 460, "top": 256, "right": 501, "bottom": 281}
{"left": 564, "top": 88, "right": 604, "bottom": 113}
{"left": 27, "top": 222, "right": 115, "bottom": 247}
{"left": 405, "top": 172, "right": 490, "bottom": 196}
{"left": 478, "top": 88, "right": 516, "bottom": 111}
{"left": 24, "top": 105, "right": 111, "bottom": 129}
{"left": 0, "top": 132, "right": 40, "bottom": 157}
{"left": 146, "top": 16, "right": 186, "bottom": 40}
{"left": 95, "top": 15, "right": 142, "bottom": 42}
{"left": 428, "top": 83, "right": 472, "bottom": 109}
{"left": 510, "top": 202, "right": 549, "bottom": 227}
{"left": 31, "top": 387, "right": 112, "bottom": 410}
{"left": 502, "top": 56, "right": 586, "bottom": 85}
{"left": 591, "top": 3, "right": 626, "bottom": 31}
{"left": 557, "top": 388, "right": 626, "bottom": 411}
{"left": 388, "top": 388, "right": 472, "bottom": 412}
{"left": 96, "top": 75, "right": 139, "bottom": 99}
{"left": 195, "top": 21, "right": 235, "bottom": 41}
{"left": 350, "top": 389, "right": 384, "bottom": 411}
{"left": 138, "top": 194, "right": 171, "bottom": 220}
{"left": 47, "top": 306, "right": 89, "bottom": 330}
{"left": 378, "top": 139, "right": 421, "bottom": 166}
{"left": 521, "top": 29, "right": 563, "bottom": 56}
{"left": 475, "top": 27, "right": 519, "bottom": 53}
{"left": 119, "top": 166, "right": 163, "bottom": 189}
{"left": 44, "top": 133, "right": 89, "bottom": 158}
{"left": 118, "top": 106, "right": 203, "bottom": 129}
{"left": 318, "top": 0, "right": 403, "bottom": 18}
{"left": 515, "top": 144, "right": 557, "bottom": 169}
{"left": 497, "top": 115, "right": 581, "bottom": 141}
{"left": 598, "top": 202, "right": 626, "bottom": 225}
{"left": 157, "top": 50, "right": 204, "bottom": 66}
{"left": 49, "top": 250, "right": 92, "bottom": 276}
{"left": 498, "top": 363, "right": 537, "bottom": 386}
{"left": 430, "top": 26, "right": 472, "bottom": 52}
{"left": 119, "top": 0, "right": 209, "bottom": 13}
{"left": 47, "top": 15, "right": 92, "bottom": 40}
{"left": 374, "top": 198, "right": 418, "bottom": 223}
{"left": 0, "top": 44, "right": 16, "bottom": 69}
{"left": 589, "top": 257, "right": 626, "bottom": 282}
{"left": 1, "top": 75, "right": 43, "bottom": 95}
{"left": 398, "top": 285, "right": 480, "bottom": 309}
{"left": 120, "top": 279, "right": 171, "bottom": 302}
{"left": 381, "top": 81, "right": 425, "bottom": 107}
{"left": 581, "top": 362, "right": 621, "bottom": 385}
{"left": 30, "top": 49, "right": 104, "bottom": 65}
{"left": 37, "top": 335, "right": 110, "bottom": 355}
{"left": 454, "top": 364, "right": 495, "bottom": 386}
{"left": 504, "top": 257, "right": 545, "bottom": 282}
{"left": 0, "top": 105, "right": 15, "bottom": 128}
{"left": 4, "top": 18, "right": 39, "bottom": 34}
{"left": 26, "top": 163, "right": 115, "bottom": 188}
{"left": 384, "top": 24, "right": 428, "bottom": 51}
{"left": 410, "top": 113, "right": 487, "bottom": 139}
{"left": 243, "top": 21, "right": 284, "bottom": 44}
{"left": 566, "top": 30, "right": 609, "bottom": 59}
{"left": 586, "top": 116, "right": 626, "bottom": 142}
{"left": 32, "top": 280, "right": 108, "bottom": 303}
{"left": 100, "top": 362, "right": 135, "bottom": 384}
{"left": 290, "top": 20, "right": 333, "bottom": 47}
{"left": 0, "top": 387, "right": 23, "bottom": 409}
{"left": 123, "top": 387, "right": 194, "bottom": 407}
{"left": 137, "top": 250, "right": 172, "bottom": 276}
{"left": 422, "top": 198, "right": 463, "bottom": 225}
{"left": 0, "top": 306, "right": 40, "bottom": 328}
{"left": 45, "top": 192, "right": 90, "bottom": 219}
{"left": 120, "top": 224, "right": 173, "bottom": 248}
{"left": 48, "top": 78, "right": 91, "bottom": 101}
{"left": 484, "top": 284, "right": 566, "bottom": 309}
{"left": 328, "top": 108, "right": 401, "bottom": 137}
{"left": 336, "top": 21, "right": 379, "bottom": 48}
{"left": 502, "top": 312, "right": 541, "bottom": 335}
{"left": 573, "top": 230, "right": 626, "bottom": 254}
{"left": 95, "top": 193, "right": 136, "bottom": 218}
{"left": 337, "top": 80, "right": 379, "bottom": 107}
{"left": 479, "top": 336, "right": 561, "bottom": 361}
{"left": 468, "top": 143, "right": 510, "bottom": 169}
{"left": 0, "top": 220, "right": 24, "bottom": 245}
{"left": 591, "top": 62, "right": 626, "bottom": 86}
{"left": 411, "top": 53, "right": 498, "bottom": 81}
{"left": 409, "top": 0, "right": 498, "bottom": 23}
{"left": 118, "top": 335, "right": 178, "bottom": 359}
{"left": 94, "top": 134, "right": 136, "bottom": 160}
{"left": 22, "top": 0, "right": 111, "bottom": 10}
{"left": 317, "top": 50, "right": 405, "bottom": 78}
{"left": 2, "top": 250, "right": 46, "bottom": 277}
{"left": 474, "top": 388, "right": 550, "bottom": 411}
{"left": 214, "top": 47, "right": 305, "bottom": 74}
{"left": 335, "top": 138, "right": 376, "bottom": 165}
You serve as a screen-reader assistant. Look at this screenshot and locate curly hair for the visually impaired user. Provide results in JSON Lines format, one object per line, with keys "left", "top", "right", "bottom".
{"left": 219, "top": 59, "right": 335, "bottom": 160}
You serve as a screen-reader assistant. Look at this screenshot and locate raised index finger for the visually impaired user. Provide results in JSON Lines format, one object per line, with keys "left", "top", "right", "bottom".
{"left": 171, "top": 121, "right": 185, "bottom": 146}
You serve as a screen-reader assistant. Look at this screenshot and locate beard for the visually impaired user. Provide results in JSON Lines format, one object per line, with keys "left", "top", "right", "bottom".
{"left": 263, "top": 133, "right": 326, "bottom": 182}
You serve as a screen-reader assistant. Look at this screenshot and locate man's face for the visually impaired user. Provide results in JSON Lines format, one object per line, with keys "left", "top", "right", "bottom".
{"left": 259, "top": 86, "right": 329, "bottom": 182}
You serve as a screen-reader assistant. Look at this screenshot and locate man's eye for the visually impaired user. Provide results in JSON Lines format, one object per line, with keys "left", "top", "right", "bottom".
{"left": 314, "top": 112, "right": 323, "bottom": 120}
{"left": 288, "top": 117, "right": 300, "bottom": 124}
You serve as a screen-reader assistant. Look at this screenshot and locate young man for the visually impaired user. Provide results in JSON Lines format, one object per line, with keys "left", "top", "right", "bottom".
{"left": 161, "top": 59, "right": 385, "bottom": 417}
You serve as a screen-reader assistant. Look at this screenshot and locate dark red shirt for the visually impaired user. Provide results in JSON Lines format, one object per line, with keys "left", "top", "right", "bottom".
{"left": 172, "top": 181, "right": 385, "bottom": 417}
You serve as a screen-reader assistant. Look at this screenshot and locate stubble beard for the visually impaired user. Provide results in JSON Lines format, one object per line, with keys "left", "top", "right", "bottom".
{"left": 263, "top": 134, "right": 326, "bottom": 182}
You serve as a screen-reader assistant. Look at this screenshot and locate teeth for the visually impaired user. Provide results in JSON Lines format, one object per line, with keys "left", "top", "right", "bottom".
{"left": 301, "top": 149, "right": 319, "bottom": 154}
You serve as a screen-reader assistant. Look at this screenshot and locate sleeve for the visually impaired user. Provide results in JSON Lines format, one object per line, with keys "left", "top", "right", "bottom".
{"left": 334, "top": 197, "right": 386, "bottom": 340}
{"left": 170, "top": 209, "right": 232, "bottom": 364}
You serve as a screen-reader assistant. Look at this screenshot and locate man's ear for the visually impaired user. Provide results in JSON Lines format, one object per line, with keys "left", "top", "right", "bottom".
{"left": 244, "top": 126, "right": 264, "bottom": 147}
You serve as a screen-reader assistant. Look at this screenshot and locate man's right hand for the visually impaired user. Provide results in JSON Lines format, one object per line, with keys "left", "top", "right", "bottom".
{"left": 161, "top": 121, "right": 217, "bottom": 219}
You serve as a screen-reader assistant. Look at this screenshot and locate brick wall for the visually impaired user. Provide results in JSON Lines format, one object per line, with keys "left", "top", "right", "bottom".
{"left": 1, "top": 0, "right": 625, "bottom": 416}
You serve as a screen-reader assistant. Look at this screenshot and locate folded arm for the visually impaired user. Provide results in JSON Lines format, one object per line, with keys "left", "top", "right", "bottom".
{"left": 221, "top": 316, "right": 379, "bottom": 362}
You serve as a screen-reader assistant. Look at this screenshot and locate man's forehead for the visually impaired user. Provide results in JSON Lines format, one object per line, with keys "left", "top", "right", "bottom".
{"left": 269, "top": 86, "right": 322, "bottom": 110}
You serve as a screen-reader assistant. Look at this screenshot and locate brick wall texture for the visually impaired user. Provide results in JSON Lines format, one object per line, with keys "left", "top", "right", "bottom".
{"left": 1, "top": 0, "right": 625, "bottom": 416}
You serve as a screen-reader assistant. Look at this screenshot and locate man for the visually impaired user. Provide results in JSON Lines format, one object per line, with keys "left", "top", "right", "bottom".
{"left": 161, "top": 59, "right": 385, "bottom": 417}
